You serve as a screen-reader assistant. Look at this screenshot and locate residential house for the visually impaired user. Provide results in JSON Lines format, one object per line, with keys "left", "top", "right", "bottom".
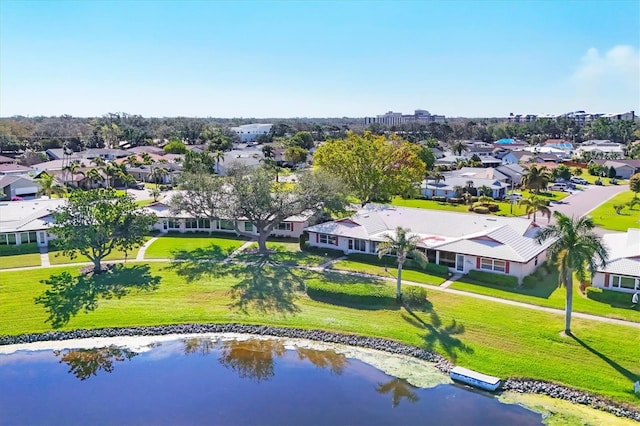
{"left": 577, "top": 140, "right": 626, "bottom": 158}
{"left": 144, "top": 194, "right": 311, "bottom": 239}
{"left": 0, "top": 155, "right": 17, "bottom": 164}
{"left": 0, "top": 175, "right": 39, "bottom": 200}
{"left": 0, "top": 164, "right": 34, "bottom": 176}
{"left": 305, "top": 204, "right": 552, "bottom": 284}
{"left": 592, "top": 229, "right": 640, "bottom": 293}
{"left": 423, "top": 176, "right": 508, "bottom": 200}
{"left": 0, "top": 198, "right": 65, "bottom": 247}
{"left": 127, "top": 146, "right": 165, "bottom": 156}
{"left": 591, "top": 159, "right": 640, "bottom": 179}
{"left": 501, "top": 151, "right": 533, "bottom": 165}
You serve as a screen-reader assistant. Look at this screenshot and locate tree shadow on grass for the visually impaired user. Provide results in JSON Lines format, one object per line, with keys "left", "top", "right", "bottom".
{"left": 35, "top": 264, "right": 161, "bottom": 328}
{"left": 402, "top": 306, "right": 473, "bottom": 362}
{"left": 163, "top": 245, "right": 232, "bottom": 283}
{"left": 570, "top": 334, "right": 639, "bottom": 383}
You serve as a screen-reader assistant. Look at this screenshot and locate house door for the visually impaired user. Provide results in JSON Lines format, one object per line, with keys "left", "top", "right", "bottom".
{"left": 38, "top": 232, "right": 46, "bottom": 247}
{"left": 455, "top": 254, "right": 465, "bottom": 272}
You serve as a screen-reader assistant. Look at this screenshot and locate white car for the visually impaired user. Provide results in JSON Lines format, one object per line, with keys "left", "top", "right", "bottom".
{"left": 505, "top": 193, "right": 523, "bottom": 201}
{"left": 570, "top": 177, "right": 589, "bottom": 185}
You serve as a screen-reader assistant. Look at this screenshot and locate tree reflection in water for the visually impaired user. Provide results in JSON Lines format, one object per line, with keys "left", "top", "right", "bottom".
{"left": 54, "top": 345, "right": 137, "bottom": 381}
{"left": 183, "top": 337, "right": 217, "bottom": 356}
{"left": 376, "top": 378, "right": 420, "bottom": 408}
{"left": 218, "top": 339, "right": 286, "bottom": 382}
{"left": 295, "top": 347, "right": 347, "bottom": 375}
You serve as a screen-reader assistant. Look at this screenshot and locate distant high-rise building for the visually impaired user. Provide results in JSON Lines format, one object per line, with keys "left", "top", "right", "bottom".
{"left": 364, "top": 109, "right": 445, "bottom": 126}
{"left": 508, "top": 111, "right": 635, "bottom": 126}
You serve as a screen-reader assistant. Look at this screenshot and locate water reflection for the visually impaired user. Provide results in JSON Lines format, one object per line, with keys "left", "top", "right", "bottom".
{"left": 295, "top": 347, "right": 347, "bottom": 375}
{"left": 218, "top": 339, "right": 286, "bottom": 382}
{"left": 376, "top": 378, "right": 420, "bottom": 408}
{"left": 54, "top": 345, "right": 137, "bottom": 381}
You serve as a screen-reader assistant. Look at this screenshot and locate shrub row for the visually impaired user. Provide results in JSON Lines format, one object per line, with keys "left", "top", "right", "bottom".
{"left": 306, "top": 279, "right": 396, "bottom": 307}
{"left": 346, "top": 253, "right": 449, "bottom": 276}
{"left": 522, "top": 261, "right": 553, "bottom": 289}
{"left": 467, "top": 270, "right": 518, "bottom": 289}
{"left": 586, "top": 287, "right": 637, "bottom": 306}
{"left": 0, "top": 243, "right": 40, "bottom": 256}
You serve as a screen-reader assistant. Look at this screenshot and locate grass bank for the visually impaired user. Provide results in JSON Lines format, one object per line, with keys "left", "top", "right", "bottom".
{"left": 588, "top": 190, "right": 640, "bottom": 231}
{"left": 1, "top": 263, "right": 638, "bottom": 407}
{"left": 143, "top": 233, "right": 248, "bottom": 259}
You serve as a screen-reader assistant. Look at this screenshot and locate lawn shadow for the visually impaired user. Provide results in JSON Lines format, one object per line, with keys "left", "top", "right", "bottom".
{"left": 570, "top": 334, "right": 639, "bottom": 383}
{"left": 163, "top": 245, "right": 233, "bottom": 283}
{"left": 172, "top": 243, "right": 236, "bottom": 261}
{"left": 402, "top": 306, "right": 474, "bottom": 362}
{"left": 227, "top": 255, "right": 309, "bottom": 315}
{"left": 306, "top": 272, "right": 400, "bottom": 311}
{"left": 35, "top": 264, "right": 161, "bottom": 328}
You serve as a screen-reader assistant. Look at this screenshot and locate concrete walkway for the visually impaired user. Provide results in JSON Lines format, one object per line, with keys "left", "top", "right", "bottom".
{"left": 226, "top": 240, "right": 255, "bottom": 260}
{"left": 39, "top": 247, "right": 50, "bottom": 267}
{"left": 135, "top": 236, "right": 160, "bottom": 261}
{"left": 439, "top": 273, "right": 462, "bottom": 288}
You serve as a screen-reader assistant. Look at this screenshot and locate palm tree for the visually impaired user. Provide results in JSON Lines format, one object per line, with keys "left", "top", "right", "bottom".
{"left": 36, "top": 173, "right": 66, "bottom": 199}
{"left": 151, "top": 167, "right": 169, "bottom": 188}
{"left": 537, "top": 212, "right": 608, "bottom": 334}
{"left": 84, "top": 168, "right": 104, "bottom": 189}
{"left": 519, "top": 195, "right": 551, "bottom": 223}
{"left": 90, "top": 157, "right": 105, "bottom": 168}
{"left": 449, "top": 140, "right": 468, "bottom": 156}
{"left": 521, "top": 165, "right": 551, "bottom": 194}
{"left": 214, "top": 150, "right": 225, "bottom": 174}
{"left": 262, "top": 144, "right": 275, "bottom": 159}
{"left": 377, "top": 226, "right": 427, "bottom": 301}
{"left": 102, "top": 163, "right": 120, "bottom": 188}
{"left": 63, "top": 161, "right": 85, "bottom": 186}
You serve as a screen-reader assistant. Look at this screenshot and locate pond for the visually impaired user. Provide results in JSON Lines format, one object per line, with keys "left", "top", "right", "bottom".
{"left": 0, "top": 334, "right": 542, "bottom": 425}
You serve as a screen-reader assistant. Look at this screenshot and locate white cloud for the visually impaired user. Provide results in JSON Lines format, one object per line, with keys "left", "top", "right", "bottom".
{"left": 571, "top": 45, "right": 640, "bottom": 112}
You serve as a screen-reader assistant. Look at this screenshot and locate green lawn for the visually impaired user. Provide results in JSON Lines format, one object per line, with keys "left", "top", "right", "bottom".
{"left": 143, "top": 233, "right": 248, "bottom": 259}
{"left": 588, "top": 190, "right": 640, "bottom": 231}
{"left": 235, "top": 240, "right": 343, "bottom": 267}
{"left": 0, "top": 253, "right": 41, "bottom": 269}
{"left": 580, "top": 174, "right": 627, "bottom": 186}
{"left": 331, "top": 255, "right": 448, "bottom": 286}
{"left": 0, "top": 263, "right": 638, "bottom": 406}
{"left": 135, "top": 199, "right": 154, "bottom": 207}
{"left": 48, "top": 248, "right": 138, "bottom": 265}
{"left": 391, "top": 197, "right": 470, "bottom": 213}
{"left": 450, "top": 272, "right": 640, "bottom": 323}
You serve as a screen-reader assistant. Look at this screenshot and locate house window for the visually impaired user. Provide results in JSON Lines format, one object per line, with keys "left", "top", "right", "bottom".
{"left": 318, "top": 233, "right": 337, "bottom": 245}
{"left": 439, "top": 251, "right": 456, "bottom": 267}
{"left": 185, "top": 219, "right": 198, "bottom": 229}
{"left": 534, "top": 256, "right": 538, "bottom": 266}
{"left": 480, "top": 257, "right": 506, "bottom": 273}
{"left": 612, "top": 275, "right": 638, "bottom": 290}
{"left": 244, "top": 222, "right": 253, "bottom": 232}
{"left": 348, "top": 239, "right": 366, "bottom": 252}
{"left": 0, "top": 234, "right": 6, "bottom": 245}
{"left": 198, "top": 218, "right": 210, "bottom": 229}
{"left": 218, "top": 220, "right": 235, "bottom": 230}
{"left": 276, "top": 222, "right": 292, "bottom": 231}
{"left": 369, "top": 241, "right": 378, "bottom": 253}
{"left": 7, "top": 234, "right": 16, "bottom": 244}
{"left": 168, "top": 219, "right": 180, "bottom": 229}
{"left": 20, "top": 232, "right": 29, "bottom": 244}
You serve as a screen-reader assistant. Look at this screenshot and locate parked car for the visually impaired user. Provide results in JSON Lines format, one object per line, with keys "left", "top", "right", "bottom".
{"left": 505, "top": 193, "right": 523, "bottom": 202}
{"left": 609, "top": 178, "right": 618, "bottom": 185}
{"left": 132, "top": 182, "right": 145, "bottom": 190}
{"left": 549, "top": 183, "right": 568, "bottom": 191}
{"left": 570, "top": 177, "right": 589, "bottom": 185}
{"left": 595, "top": 178, "right": 603, "bottom": 186}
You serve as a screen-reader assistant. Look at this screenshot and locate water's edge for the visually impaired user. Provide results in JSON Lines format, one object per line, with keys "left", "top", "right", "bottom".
{"left": 1, "top": 323, "right": 638, "bottom": 421}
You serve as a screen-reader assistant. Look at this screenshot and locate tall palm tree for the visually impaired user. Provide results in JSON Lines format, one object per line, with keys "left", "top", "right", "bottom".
{"left": 151, "top": 167, "right": 169, "bottom": 188}
{"left": 214, "top": 150, "right": 225, "bottom": 174}
{"left": 36, "top": 173, "right": 66, "bottom": 199}
{"left": 519, "top": 195, "right": 551, "bottom": 222}
{"left": 522, "top": 165, "right": 551, "bottom": 194}
{"left": 90, "top": 157, "right": 105, "bottom": 168}
{"left": 84, "top": 168, "right": 104, "bottom": 189}
{"left": 63, "top": 161, "right": 85, "bottom": 186}
{"left": 449, "top": 140, "right": 468, "bottom": 156}
{"left": 537, "top": 212, "right": 608, "bottom": 334}
{"left": 377, "top": 227, "right": 427, "bottom": 301}
{"left": 102, "top": 163, "right": 120, "bottom": 188}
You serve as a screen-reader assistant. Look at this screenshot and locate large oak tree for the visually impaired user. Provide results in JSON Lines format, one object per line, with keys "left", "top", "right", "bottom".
{"left": 313, "top": 132, "right": 425, "bottom": 205}
{"left": 51, "top": 188, "right": 157, "bottom": 273}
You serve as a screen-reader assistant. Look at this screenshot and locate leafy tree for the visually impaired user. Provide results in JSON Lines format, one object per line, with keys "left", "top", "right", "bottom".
{"left": 519, "top": 195, "right": 551, "bottom": 223}
{"left": 163, "top": 140, "right": 187, "bottom": 154}
{"left": 537, "top": 212, "right": 608, "bottom": 334}
{"left": 284, "top": 146, "right": 308, "bottom": 165}
{"left": 552, "top": 164, "right": 572, "bottom": 181}
{"left": 608, "top": 166, "right": 617, "bottom": 178}
{"left": 223, "top": 165, "right": 346, "bottom": 253}
{"left": 149, "top": 187, "right": 161, "bottom": 201}
{"left": 99, "top": 123, "right": 122, "bottom": 149}
{"left": 51, "top": 188, "right": 157, "bottom": 273}
{"left": 572, "top": 167, "right": 583, "bottom": 177}
{"left": 377, "top": 226, "right": 427, "bottom": 301}
{"left": 521, "top": 165, "right": 551, "bottom": 193}
{"left": 629, "top": 173, "right": 640, "bottom": 197}
{"left": 170, "top": 173, "right": 226, "bottom": 231}
{"left": 151, "top": 166, "right": 169, "bottom": 187}
{"left": 36, "top": 173, "right": 66, "bottom": 199}
{"left": 183, "top": 150, "right": 215, "bottom": 174}
{"left": 418, "top": 146, "right": 436, "bottom": 176}
{"left": 200, "top": 125, "right": 238, "bottom": 151}
{"left": 262, "top": 144, "right": 275, "bottom": 159}
{"left": 288, "top": 131, "right": 314, "bottom": 150}
{"left": 314, "top": 132, "right": 425, "bottom": 205}
{"left": 449, "top": 140, "right": 468, "bottom": 156}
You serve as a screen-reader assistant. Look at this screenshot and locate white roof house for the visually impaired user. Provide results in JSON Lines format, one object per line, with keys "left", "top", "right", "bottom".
{"left": 0, "top": 198, "right": 66, "bottom": 246}
{"left": 592, "top": 229, "right": 640, "bottom": 293}
{"left": 230, "top": 124, "right": 273, "bottom": 143}
{"left": 305, "top": 204, "right": 554, "bottom": 283}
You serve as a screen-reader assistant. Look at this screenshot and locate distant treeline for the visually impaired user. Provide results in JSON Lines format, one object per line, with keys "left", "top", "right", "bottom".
{"left": 0, "top": 112, "right": 638, "bottom": 153}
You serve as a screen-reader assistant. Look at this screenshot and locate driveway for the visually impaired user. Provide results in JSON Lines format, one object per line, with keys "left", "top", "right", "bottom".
{"left": 547, "top": 184, "right": 628, "bottom": 234}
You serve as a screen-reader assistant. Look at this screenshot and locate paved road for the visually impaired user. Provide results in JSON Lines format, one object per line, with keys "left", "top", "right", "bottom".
{"left": 546, "top": 184, "right": 628, "bottom": 234}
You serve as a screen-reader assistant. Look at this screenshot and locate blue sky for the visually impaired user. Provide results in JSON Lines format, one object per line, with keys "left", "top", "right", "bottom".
{"left": 1, "top": 0, "right": 638, "bottom": 118}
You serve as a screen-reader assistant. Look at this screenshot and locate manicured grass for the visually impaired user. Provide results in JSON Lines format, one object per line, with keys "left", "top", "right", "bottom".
{"left": 391, "top": 197, "right": 470, "bottom": 213}
{"left": 144, "top": 233, "right": 248, "bottom": 259}
{"left": 135, "top": 199, "right": 154, "bottom": 207}
{"left": 331, "top": 254, "right": 448, "bottom": 286}
{"left": 581, "top": 174, "right": 627, "bottom": 186}
{"left": 0, "top": 263, "right": 638, "bottom": 406}
{"left": 450, "top": 271, "right": 640, "bottom": 323}
{"left": 235, "top": 240, "right": 343, "bottom": 267}
{"left": 0, "top": 253, "right": 41, "bottom": 269}
{"left": 588, "top": 190, "right": 640, "bottom": 231}
{"left": 48, "top": 248, "right": 138, "bottom": 265}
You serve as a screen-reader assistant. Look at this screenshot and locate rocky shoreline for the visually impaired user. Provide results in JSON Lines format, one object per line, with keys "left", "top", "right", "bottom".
{"left": 1, "top": 323, "right": 638, "bottom": 422}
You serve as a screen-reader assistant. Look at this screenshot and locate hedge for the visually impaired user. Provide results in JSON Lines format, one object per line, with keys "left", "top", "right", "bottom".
{"left": 586, "top": 287, "right": 638, "bottom": 307}
{"left": 346, "top": 253, "right": 449, "bottom": 276}
{"left": 467, "top": 270, "right": 518, "bottom": 288}
{"left": 473, "top": 206, "right": 490, "bottom": 214}
{"left": 432, "top": 196, "right": 446, "bottom": 202}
